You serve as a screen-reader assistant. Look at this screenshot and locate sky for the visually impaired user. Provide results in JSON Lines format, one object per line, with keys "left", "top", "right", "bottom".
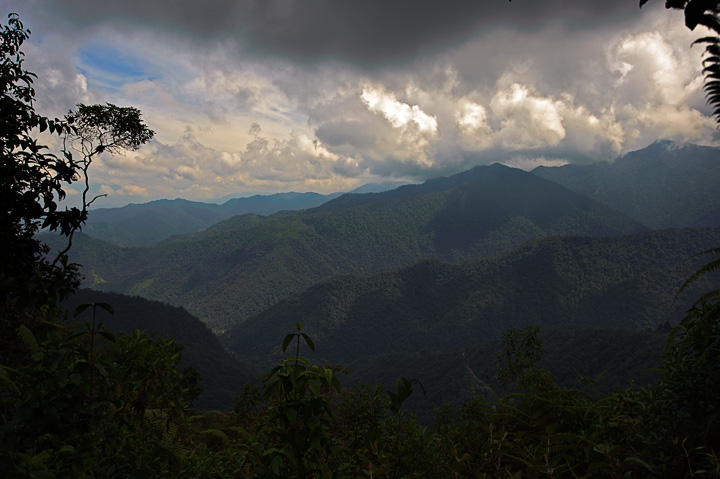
{"left": 4, "top": 0, "right": 719, "bottom": 207}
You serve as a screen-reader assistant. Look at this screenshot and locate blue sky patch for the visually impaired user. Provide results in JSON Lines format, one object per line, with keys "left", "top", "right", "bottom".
{"left": 77, "top": 43, "right": 154, "bottom": 91}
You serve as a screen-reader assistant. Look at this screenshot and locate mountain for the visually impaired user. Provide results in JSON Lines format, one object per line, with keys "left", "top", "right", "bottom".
{"left": 348, "top": 180, "right": 415, "bottom": 194}
{"left": 58, "top": 163, "right": 645, "bottom": 331}
{"left": 61, "top": 290, "right": 255, "bottom": 410}
{"left": 697, "top": 207, "right": 720, "bottom": 227}
{"left": 225, "top": 227, "right": 720, "bottom": 368}
{"left": 83, "top": 199, "right": 225, "bottom": 246}
{"left": 83, "top": 192, "right": 341, "bottom": 246}
{"left": 219, "top": 191, "right": 341, "bottom": 216}
{"left": 344, "top": 327, "right": 666, "bottom": 423}
{"left": 532, "top": 140, "right": 720, "bottom": 229}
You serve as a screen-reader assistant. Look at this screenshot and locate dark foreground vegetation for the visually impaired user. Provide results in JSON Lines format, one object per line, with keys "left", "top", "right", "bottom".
{"left": 2, "top": 3, "right": 720, "bottom": 477}
{"left": 3, "top": 310, "right": 719, "bottom": 478}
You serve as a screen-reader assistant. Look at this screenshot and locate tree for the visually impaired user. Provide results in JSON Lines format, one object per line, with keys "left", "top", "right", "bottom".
{"left": 57, "top": 103, "right": 155, "bottom": 259}
{"left": 0, "top": 12, "right": 155, "bottom": 387}
{"left": 0, "top": 13, "right": 80, "bottom": 315}
{"left": 0, "top": 16, "right": 175, "bottom": 476}
{"left": 0, "top": 13, "right": 154, "bottom": 349}
{"left": 496, "top": 324, "right": 550, "bottom": 396}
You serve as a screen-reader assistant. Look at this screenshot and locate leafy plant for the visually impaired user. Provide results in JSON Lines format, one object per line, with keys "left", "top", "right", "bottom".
{"left": 259, "top": 322, "right": 342, "bottom": 478}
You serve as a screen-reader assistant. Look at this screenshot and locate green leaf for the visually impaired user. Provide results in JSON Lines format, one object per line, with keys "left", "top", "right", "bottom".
{"left": 308, "top": 378, "right": 321, "bottom": 397}
{"left": 281, "top": 333, "right": 295, "bottom": 353}
{"left": 624, "top": 456, "right": 656, "bottom": 473}
{"left": 0, "top": 364, "right": 17, "bottom": 390}
{"left": 331, "top": 376, "right": 341, "bottom": 393}
{"left": 200, "top": 428, "right": 230, "bottom": 444}
{"left": 95, "top": 302, "right": 114, "bottom": 314}
{"left": 271, "top": 454, "right": 283, "bottom": 476}
{"left": 57, "top": 444, "right": 75, "bottom": 454}
{"left": 74, "top": 303, "right": 93, "bottom": 317}
{"left": 94, "top": 363, "right": 109, "bottom": 378}
{"left": 99, "top": 330, "right": 117, "bottom": 342}
{"left": 301, "top": 332, "right": 315, "bottom": 352}
{"left": 265, "top": 378, "right": 281, "bottom": 399}
{"left": 25, "top": 451, "right": 51, "bottom": 465}
{"left": 397, "top": 377, "right": 412, "bottom": 400}
{"left": 284, "top": 407, "right": 298, "bottom": 424}
{"left": 16, "top": 324, "right": 39, "bottom": 354}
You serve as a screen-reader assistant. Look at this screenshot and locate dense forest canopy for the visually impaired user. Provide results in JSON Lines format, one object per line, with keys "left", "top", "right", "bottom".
{"left": 2, "top": 2, "right": 720, "bottom": 477}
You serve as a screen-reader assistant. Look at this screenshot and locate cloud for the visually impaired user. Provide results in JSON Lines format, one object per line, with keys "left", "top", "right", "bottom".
{"left": 315, "top": 120, "right": 376, "bottom": 149}
{"left": 83, "top": 123, "right": 376, "bottom": 206}
{"left": 489, "top": 83, "right": 567, "bottom": 149}
{"left": 502, "top": 156, "right": 570, "bottom": 171}
{"left": 6, "top": 0, "right": 719, "bottom": 205}
{"left": 361, "top": 86, "right": 438, "bottom": 134}
{"left": 33, "top": 0, "right": 647, "bottom": 66}
{"left": 99, "top": 184, "right": 149, "bottom": 197}
{"left": 608, "top": 30, "right": 705, "bottom": 107}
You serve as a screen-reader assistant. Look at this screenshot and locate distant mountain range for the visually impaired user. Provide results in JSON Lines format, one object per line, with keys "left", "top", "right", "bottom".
{"left": 56, "top": 163, "right": 644, "bottom": 332}
{"left": 46, "top": 140, "right": 720, "bottom": 415}
{"left": 82, "top": 192, "right": 341, "bottom": 247}
{"left": 532, "top": 140, "right": 720, "bottom": 229}
{"left": 82, "top": 181, "right": 414, "bottom": 247}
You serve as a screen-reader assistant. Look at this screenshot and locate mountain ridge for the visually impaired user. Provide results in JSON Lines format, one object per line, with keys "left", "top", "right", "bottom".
{"left": 83, "top": 191, "right": 343, "bottom": 246}
{"left": 532, "top": 140, "right": 720, "bottom": 228}
{"left": 61, "top": 163, "right": 644, "bottom": 331}
{"left": 225, "top": 226, "right": 720, "bottom": 367}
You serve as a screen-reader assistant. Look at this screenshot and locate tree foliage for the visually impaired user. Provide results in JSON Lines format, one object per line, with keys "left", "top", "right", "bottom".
{"left": 2, "top": 8, "right": 720, "bottom": 478}
{"left": 0, "top": 13, "right": 80, "bottom": 312}
{"left": 0, "top": 14, "right": 154, "bottom": 343}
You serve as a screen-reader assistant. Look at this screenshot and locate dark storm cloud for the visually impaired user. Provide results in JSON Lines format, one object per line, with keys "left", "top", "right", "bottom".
{"left": 37, "top": 0, "right": 646, "bottom": 66}
{"left": 315, "top": 120, "right": 376, "bottom": 148}
{"left": 7, "top": 0, "right": 715, "bottom": 204}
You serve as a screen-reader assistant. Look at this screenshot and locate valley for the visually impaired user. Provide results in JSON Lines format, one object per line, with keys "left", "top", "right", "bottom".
{"left": 52, "top": 140, "right": 720, "bottom": 414}
{"left": 8, "top": 2, "right": 720, "bottom": 474}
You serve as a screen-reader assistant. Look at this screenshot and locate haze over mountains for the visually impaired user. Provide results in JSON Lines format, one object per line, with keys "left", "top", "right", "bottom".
{"left": 532, "top": 140, "right": 720, "bottom": 229}
{"left": 82, "top": 182, "right": 411, "bottom": 247}
{"left": 64, "top": 161, "right": 646, "bottom": 332}
{"left": 80, "top": 140, "right": 719, "bottom": 247}
{"left": 52, "top": 140, "right": 720, "bottom": 411}
{"left": 83, "top": 192, "right": 340, "bottom": 247}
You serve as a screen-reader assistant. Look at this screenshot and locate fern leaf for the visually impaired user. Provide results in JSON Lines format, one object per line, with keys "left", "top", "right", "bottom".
{"left": 16, "top": 325, "right": 39, "bottom": 354}
{"left": 675, "top": 247, "right": 720, "bottom": 300}
{"left": 200, "top": 428, "right": 230, "bottom": 445}
{"left": 0, "top": 365, "right": 19, "bottom": 393}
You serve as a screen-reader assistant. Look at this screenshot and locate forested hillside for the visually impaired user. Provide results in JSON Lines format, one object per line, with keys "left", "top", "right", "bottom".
{"left": 61, "top": 290, "right": 255, "bottom": 409}
{"left": 533, "top": 140, "right": 720, "bottom": 228}
{"left": 346, "top": 326, "right": 667, "bottom": 422}
{"left": 226, "top": 227, "right": 720, "bottom": 366}
{"left": 59, "top": 163, "right": 644, "bottom": 331}
{"left": 6, "top": 5, "right": 720, "bottom": 477}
